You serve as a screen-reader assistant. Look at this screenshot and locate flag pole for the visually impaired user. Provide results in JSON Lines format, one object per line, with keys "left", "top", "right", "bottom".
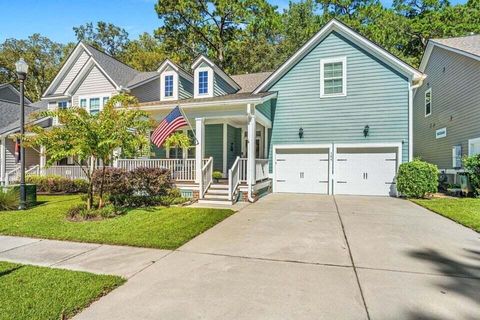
{"left": 178, "top": 105, "right": 199, "bottom": 145}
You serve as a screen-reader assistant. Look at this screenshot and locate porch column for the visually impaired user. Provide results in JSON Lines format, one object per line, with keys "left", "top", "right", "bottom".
{"left": 264, "top": 127, "right": 269, "bottom": 159}
{"left": 39, "top": 145, "right": 46, "bottom": 176}
{"left": 0, "top": 137, "right": 5, "bottom": 183}
{"left": 222, "top": 123, "right": 228, "bottom": 176}
{"left": 195, "top": 117, "right": 205, "bottom": 184}
{"left": 247, "top": 104, "right": 256, "bottom": 201}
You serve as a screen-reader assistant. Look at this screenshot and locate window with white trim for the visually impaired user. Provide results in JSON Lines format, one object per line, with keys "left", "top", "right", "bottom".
{"left": 57, "top": 101, "right": 68, "bottom": 109}
{"left": 425, "top": 88, "right": 432, "bottom": 116}
{"left": 198, "top": 71, "right": 209, "bottom": 94}
{"left": 78, "top": 94, "right": 110, "bottom": 115}
{"left": 320, "top": 57, "right": 346, "bottom": 97}
{"left": 164, "top": 75, "right": 174, "bottom": 97}
{"left": 469, "top": 137, "right": 480, "bottom": 156}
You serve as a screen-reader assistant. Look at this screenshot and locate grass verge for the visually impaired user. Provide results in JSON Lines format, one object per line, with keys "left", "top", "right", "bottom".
{"left": 411, "top": 198, "right": 480, "bottom": 232}
{"left": 0, "top": 195, "right": 234, "bottom": 249}
{"left": 0, "top": 261, "right": 124, "bottom": 320}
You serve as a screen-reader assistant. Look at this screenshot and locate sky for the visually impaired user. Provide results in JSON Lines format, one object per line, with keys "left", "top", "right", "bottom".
{"left": 0, "top": 0, "right": 467, "bottom": 44}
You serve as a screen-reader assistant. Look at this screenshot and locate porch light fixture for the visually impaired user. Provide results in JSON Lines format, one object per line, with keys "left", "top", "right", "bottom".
{"left": 299, "top": 127, "right": 304, "bottom": 139}
{"left": 15, "top": 58, "right": 29, "bottom": 210}
{"left": 363, "top": 125, "right": 370, "bottom": 138}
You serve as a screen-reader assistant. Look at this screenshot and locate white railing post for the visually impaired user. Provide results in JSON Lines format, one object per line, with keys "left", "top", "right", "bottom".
{"left": 195, "top": 118, "right": 205, "bottom": 197}
{"left": 247, "top": 104, "right": 256, "bottom": 201}
{"left": 228, "top": 156, "right": 241, "bottom": 201}
{"left": 0, "top": 137, "right": 5, "bottom": 185}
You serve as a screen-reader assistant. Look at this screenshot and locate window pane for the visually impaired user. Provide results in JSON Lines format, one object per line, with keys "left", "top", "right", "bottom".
{"left": 90, "top": 98, "right": 100, "bottom": 115}
{"left": 199, "top": 71, "right": 208, "bottom": 94}
{"left": 165, "top": 75, "right": 174, "bottom": 97}
{"left": 324, "top": 79, "right": 343, "bottom": 94}
{"left": 187, "top": 130, "right": 196, "bottom": 158}
{"left": 103, "top": 97, "right": 109, "bottom": 106}
{"left": 80, "top": 99, "right": 87, "bottom": 108}
{"left": 58, "top": 101, "right": 68, "bottom": 109}
{"left": 425, "top": 90, "right": 431, "bottom": 115}
{"left": 324, "top": 62, "right": 343, "bottom": 78}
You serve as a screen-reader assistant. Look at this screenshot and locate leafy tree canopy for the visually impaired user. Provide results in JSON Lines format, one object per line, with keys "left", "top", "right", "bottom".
{"left": 73, "top": 21, "right": 130, "bottom": 57}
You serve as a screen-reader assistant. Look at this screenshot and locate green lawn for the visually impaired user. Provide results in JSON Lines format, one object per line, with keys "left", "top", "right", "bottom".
{"left": 412, "top": 198, "right": 480, "bottom": 232}
{"left": 0, "top": 195, "right": 234, "bottom": 249}
{"left": 0, "top": 261, "right": 124, "bottom": 320}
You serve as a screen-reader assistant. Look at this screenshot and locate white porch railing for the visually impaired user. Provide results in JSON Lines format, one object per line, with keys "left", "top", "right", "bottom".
{"left": 201, "top": 157, "right": 213, "bottom": 198}
{"left": 239, "top": 158, "right": 248, "bottom": 182}
{"left": 44, "top": 166, "right": 88, "bottom": 180}
{"left": 117, "top": 159, "right": 197, "bottom": 181}
{"left": 4, "top": 165, "right": 41, "bottom": 185}
{"left": 228, "top": 157, "right": 241, "bottom": 201}
{"left": 255, "top": 159, "right": 269, "bottom": 182}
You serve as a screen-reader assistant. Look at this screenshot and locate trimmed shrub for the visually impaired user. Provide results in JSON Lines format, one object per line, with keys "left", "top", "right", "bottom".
{"left": 397, "top": 159, "right": 438, "bottom": 198}
{"left": 110, "top": 188, "right": 186, "bottom": 207}
{"left": 128, "top": 167, "right": 172, "bottom": 197}
{"left": 26, "top": 175, "right": 88, "bottom": 193}
{"left": 92, "top": 167, "right": 133, "bottom": 196}
{"left": 67, "top": 203, "right": 124, "bottom": 221}
{"left": 463, "top": 154, "right": 480, "bottom": 196}
{"left": 0, "top": 188, "right": 19, "bottom": 211}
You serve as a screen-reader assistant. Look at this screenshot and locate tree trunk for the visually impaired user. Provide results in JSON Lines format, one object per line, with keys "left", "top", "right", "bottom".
{"left": 87, "top": 180, "right": 94, "bottom": 210}
{"left": 98, "top": 165, "right": 107, "bottom": 209}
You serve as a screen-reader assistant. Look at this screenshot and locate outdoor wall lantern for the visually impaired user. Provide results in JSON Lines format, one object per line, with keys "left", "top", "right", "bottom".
{"left": 299, "top": 127, "right": 304, "bottom": 139}
{"left": 363, "top": 125, "right": 370, "bottom": 138}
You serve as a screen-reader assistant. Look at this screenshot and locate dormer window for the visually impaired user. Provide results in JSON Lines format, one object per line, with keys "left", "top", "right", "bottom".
{"left": 160, "top": 71, "right": 178, "bottom": 100}
{"left": 164, "top": 75, "right": 174, "bottom": 97}
{"left": 198, "top": 71, "right": 209, "bottom": 94}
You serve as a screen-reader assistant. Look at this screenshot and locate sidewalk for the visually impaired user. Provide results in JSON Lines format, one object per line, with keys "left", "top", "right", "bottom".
{"left": 0, "top": 235, "right": 171, "bottom": 278}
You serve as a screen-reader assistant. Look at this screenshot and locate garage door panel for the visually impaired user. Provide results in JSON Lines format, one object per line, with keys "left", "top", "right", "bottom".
{"left": 335, "top": 151, "right": 397, "bottom": 196}
{"left": 275, "top": 150, "right": 329, "bottom": 194}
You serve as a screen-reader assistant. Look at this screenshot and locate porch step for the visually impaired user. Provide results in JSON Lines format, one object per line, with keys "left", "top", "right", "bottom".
{"left": 204, "top": 194, "right": 230, "bottom": 200}
{"left": 209, "top": 184, "right": 229, "bottom": 190}
{"left": 206, "top": 188, "right": 229, "bottom": 195}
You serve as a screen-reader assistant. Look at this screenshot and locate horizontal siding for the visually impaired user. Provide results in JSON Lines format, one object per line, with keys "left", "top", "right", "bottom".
{"left": 179, "top": 75, "right": 193, "bottom": 99}
{"left": 226, "top": 125, "right": 241, "bottom": 169}
{"left": 72, "top": 66, "right": 116, "bottom": 106}
{"left": 3, "top": 140, "right": 39, "bottom": 173}
{"left": 205, "top": 124, "right": 223, "bottom": 172}
{"left": 214, "top": 74, "right": 236, "bottom": 96}
{"left": 269, "top": 31, "right": 409, "bottom": 172}
{"left": 55, "top": 51, "right": 90, "bottom": 94}
{"left": 131, "top": 78, "right": 160, "bottom": 103}
{"left": 256, "top": 99, "right": 272, "bottom": 120}
{"left": 413, "top": 46, "right": 480, "bottom": 169}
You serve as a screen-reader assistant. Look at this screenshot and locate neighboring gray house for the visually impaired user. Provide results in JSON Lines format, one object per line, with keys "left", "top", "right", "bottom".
{"left": 0, "top": 83, "right": 48, "bottom": 184}
{"left": 413, "top": 35, "right": 480, "bottom": 180}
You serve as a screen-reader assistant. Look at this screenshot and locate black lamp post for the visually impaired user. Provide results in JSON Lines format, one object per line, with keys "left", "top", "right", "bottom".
{"left": 15, "top": 58, "right": 28, "bottom": 210}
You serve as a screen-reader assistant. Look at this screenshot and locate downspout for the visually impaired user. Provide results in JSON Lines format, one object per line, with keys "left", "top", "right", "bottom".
{"left": 408, "top": 75, "right": 426, "bottom": 161}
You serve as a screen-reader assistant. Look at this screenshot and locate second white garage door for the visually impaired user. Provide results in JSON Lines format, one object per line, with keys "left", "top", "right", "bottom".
{"left": 335, "top": 147, "right": 397, "bottom": 196}
{"left": 275, "top": 148, "right": 329, "bottom": 194}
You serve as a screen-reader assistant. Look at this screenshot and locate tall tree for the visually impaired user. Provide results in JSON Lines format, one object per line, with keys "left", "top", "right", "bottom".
{"left": 73, "top": 21, "right": 130, "bottom": 57}
{"left": 154, "top": 0, "right": 279, "bottom": 72}
{"left": 120, "top": 33, "right": 167, "bottom": 71}
{"left": 0, "top": 34, "right": 68, "bottom": 101}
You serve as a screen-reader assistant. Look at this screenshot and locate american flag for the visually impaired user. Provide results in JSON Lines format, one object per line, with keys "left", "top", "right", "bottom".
{"left": 151, "top": 106, "right": 188, "bottom": 147}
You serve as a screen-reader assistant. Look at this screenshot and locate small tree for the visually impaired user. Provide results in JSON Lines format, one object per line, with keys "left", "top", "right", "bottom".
{"left": 163, "top": 132, "right": 192, "bottom": 159}
{"left": 28, "top": 93, "right": 152, "bottom": 209}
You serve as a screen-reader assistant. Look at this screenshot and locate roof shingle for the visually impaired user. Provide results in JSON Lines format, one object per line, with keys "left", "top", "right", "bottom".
{"left": 432, "top": 34, "right": 480, "bottom": 58}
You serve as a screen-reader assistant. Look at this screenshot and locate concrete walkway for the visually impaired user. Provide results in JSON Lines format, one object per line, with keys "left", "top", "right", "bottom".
{"left": 0, "top": 236, "right": 170, "bottom": 278}
{"left": 74, "top": 194, "right": 479, "bottom": 320}
{"left": 1, "top": 194, "right": 479, "bottom": 319}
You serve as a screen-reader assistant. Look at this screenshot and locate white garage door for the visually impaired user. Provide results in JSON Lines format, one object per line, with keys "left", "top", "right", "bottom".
{"left": 275, "top": 148, "right": 329, "bottom": 194}
{"left": 335, "top": 148, "right": 397, "bottom": 196}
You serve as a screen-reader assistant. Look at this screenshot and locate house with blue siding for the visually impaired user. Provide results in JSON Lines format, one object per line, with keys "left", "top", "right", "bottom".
{"left": 0, "top": 19, "right": 425, "bottom": 203}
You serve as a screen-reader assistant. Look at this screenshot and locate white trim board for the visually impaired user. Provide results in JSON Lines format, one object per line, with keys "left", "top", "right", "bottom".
{"left": 420, "top": 40, "right": 480, "bottom": 72}
{"left": 254, "top": 19, "right": 424, "bottom": 94}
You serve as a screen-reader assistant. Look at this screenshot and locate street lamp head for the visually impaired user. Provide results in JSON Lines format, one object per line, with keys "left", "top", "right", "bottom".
{"left": 15, "top": 58, "right": 29, "bottom": 80}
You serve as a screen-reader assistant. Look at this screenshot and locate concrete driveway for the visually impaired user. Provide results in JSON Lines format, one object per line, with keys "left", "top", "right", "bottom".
{"left": 76, "top": 194, "right": 480, "bottom": 320}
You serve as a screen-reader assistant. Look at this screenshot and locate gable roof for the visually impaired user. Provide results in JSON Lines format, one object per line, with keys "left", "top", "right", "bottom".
{"left": 254, "top": 19, "right": 424, "bottom": 93}
{"left": 0, "top": 83, "right": 32, "bottom": 104}
{"left": 191, "top": 55, "right": 241, "bottom": 90}
{"left": 0, "top": 99, "right": 48, "bottom": 135}
{"left": 420, "top": 34, "right": 480, "bottom": 71}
